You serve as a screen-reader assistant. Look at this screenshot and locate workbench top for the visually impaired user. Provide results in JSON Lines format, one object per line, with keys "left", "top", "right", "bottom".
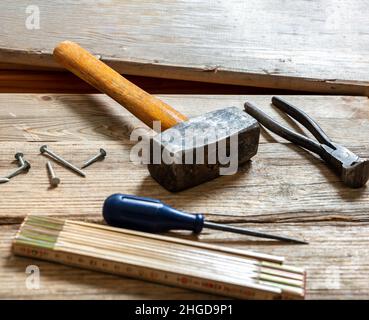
{"left": 1, "top": 94, "right": 369, "bottom": 299}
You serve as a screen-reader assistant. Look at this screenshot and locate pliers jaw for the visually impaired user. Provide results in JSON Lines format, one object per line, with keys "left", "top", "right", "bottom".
{"left": 321, "top": 143, "right": 369, "bottom": 188}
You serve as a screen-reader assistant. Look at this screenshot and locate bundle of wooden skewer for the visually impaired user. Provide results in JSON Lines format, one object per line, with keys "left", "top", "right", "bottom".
{"left": 13, "top": 216, "right": 306, "bottom": 299}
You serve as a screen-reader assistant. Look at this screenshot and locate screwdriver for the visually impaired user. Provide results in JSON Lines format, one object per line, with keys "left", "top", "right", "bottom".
{"left": 103, "top": 194, "right": 307, "bottom": 244}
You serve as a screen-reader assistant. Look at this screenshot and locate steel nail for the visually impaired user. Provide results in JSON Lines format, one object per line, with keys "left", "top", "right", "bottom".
{"left": 46, "top": 161, "right": 60, "bottom": 187}
{"left": 40, "top": 145, "right": 86, "bottom": 177}
{"left": 81, "top": 148, "right": 107, "bottom": 169}
{"left": 0, "top": 178, "right": 10, "bottom": 184}
{"left": 15, "top": 152, "right": 25, "bottom": 167}
{"left": 5, "top": 161, "right": 31, "bottom": 179}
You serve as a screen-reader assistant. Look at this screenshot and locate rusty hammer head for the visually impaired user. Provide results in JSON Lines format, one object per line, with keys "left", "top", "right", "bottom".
{"left": 148, "top": 107, "right": 260, "bottom": 192}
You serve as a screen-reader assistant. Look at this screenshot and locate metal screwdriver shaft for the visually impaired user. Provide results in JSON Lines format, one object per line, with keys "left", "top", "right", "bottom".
{"left": 204, "top": 221, "right": 307, "bottom": 244}
{"left": 40, "top": 145, "right": 85, "bottom": 177}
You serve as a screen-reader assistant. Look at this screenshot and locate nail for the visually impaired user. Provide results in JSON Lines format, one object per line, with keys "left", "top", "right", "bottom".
{"left": 81, "top": 148, "right": 107, "bottom": 169}
{"left": 40, "top": 145, "right": 85, "bottom": 177}
{"left": 46, "top": 161, "right": 60, "bottom": 187}
{"left": 5, "top": 161, "right": 31, "bottom": 179}
{"left": 15, "top": 152, "right": 25, "bottom": 167}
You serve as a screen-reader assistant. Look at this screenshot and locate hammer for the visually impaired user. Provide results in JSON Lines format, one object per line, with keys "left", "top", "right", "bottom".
{"left": 54, "top": 41, "right": 260, "bottom": 191}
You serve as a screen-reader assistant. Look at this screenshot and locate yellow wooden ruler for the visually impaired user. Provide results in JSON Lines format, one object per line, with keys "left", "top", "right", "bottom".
{"left": 12, "top": 216, "right": 306, "bottom": 299}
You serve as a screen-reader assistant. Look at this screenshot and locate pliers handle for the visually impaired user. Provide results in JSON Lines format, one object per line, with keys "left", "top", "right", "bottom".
{"left": 244, "top": 97, "right": 369, "bottom": 188}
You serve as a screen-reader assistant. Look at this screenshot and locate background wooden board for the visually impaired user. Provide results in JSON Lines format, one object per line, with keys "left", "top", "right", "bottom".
{"left": 0, "top": 94, "right": 369, "bottom": 299}
{"left": 0, "top": 70, "right": 312, "bottom": 95}
{"left": 1, "top": 1, "right": 369, "bottom": 94}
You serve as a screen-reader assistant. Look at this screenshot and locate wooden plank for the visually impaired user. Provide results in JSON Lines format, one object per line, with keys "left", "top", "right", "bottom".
{"left": 0, "top": 94, "right": 368, "bottom": 224}
{"left": 0, "top": 93, "right": 369, "bottom": 299}
{"left": 0, "top": 1, "right": 369, "bottom": 94}
{"left": 1, "top": 140, "right": 369, "bottom": 224}
{"left": 0, "top": 94, "right": 368, "bottom": 143}
{"left": 2, "top": 222, "right": 369, "bottom": 299}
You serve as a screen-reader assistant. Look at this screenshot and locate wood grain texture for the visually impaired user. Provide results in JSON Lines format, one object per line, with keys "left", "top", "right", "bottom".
{"left": 1, "top": 1, "right": 369, "bottom": 94}
{"left": 0, "top": 94, "right": 369, "bottom": 299}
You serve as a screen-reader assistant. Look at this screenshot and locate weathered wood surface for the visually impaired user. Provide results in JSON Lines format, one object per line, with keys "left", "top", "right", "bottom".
{"left": 1, "top": 1, "right": 369, "bottom": 94}
{"left": 0, "top": 94, "right": 369, "bottom": 299}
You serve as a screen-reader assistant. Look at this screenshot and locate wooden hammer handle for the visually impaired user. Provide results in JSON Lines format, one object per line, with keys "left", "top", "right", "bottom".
{"left": 53, "top": 41, "right": 188, "bottom": 131}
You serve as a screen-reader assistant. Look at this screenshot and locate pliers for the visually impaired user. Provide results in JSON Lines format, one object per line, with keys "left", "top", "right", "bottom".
{"left": 244, "top": 96, "right": 369, "bottom": 188}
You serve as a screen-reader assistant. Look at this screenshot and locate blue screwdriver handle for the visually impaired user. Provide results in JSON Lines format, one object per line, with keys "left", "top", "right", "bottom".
{"left": 103, "top": 194, "right": 205, "bottom": 233}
